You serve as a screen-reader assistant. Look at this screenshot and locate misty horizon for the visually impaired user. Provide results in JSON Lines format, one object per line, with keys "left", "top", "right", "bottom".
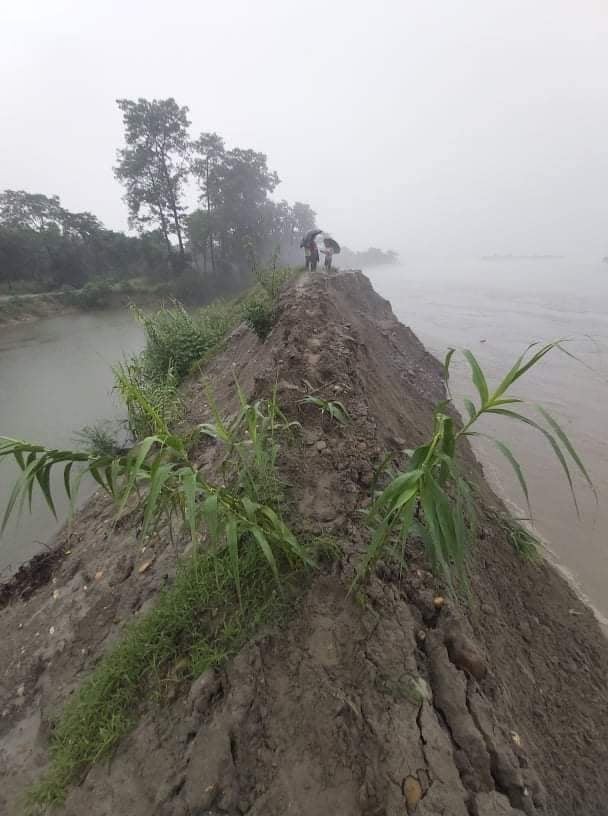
{"left": 2, "top": 1, "right": 608, "bottom": 259}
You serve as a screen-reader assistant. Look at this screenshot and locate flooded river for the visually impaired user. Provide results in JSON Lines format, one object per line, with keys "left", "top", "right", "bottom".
{"left": 1, "top": 261, "right": 607, "bottom": 627}
{"left": 367, "top": 259, "right": 608, "bottom": 626}
{"left": 0, "top": 310, "right": 143, "bottom": 577}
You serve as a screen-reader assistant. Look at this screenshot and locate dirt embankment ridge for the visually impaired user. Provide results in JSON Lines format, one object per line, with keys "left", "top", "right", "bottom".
{"left": 1, "top": 271, "right": 607, "bottom": 816}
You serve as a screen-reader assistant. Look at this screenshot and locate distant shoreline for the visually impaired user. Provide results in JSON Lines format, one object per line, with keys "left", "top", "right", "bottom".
{"left": 481, "top": 254, "right": 565, "bottom": 261}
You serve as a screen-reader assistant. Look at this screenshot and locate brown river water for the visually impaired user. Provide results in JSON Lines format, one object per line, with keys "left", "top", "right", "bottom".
{"left": 0, "top": 260, "right": 607, "bottom": 627}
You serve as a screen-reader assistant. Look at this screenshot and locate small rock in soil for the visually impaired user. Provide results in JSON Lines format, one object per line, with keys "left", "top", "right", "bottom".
{"left": 403, "top": 775, "right": 422, "bottom": 812}
{"left": 445, "top": 629, "right": 487, "bottom": 679}
{"left": 138, "top": 558, "right": 154, "bottom": 574}
{"left": 109, "top": 554, "right": 135, "bottom": 586}
{"left": 303, "top": 429, "right": 321, "bottom": 446}
{"left": 188, "top": 669, "right": 221, "bottom": 717}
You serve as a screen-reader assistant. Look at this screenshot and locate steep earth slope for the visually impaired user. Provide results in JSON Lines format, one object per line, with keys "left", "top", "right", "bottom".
{"left": 1, "top": 271, "right": 607, "bottom": 815}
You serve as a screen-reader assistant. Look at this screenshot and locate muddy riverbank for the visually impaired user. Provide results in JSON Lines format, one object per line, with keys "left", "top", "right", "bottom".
{"left": 1, "top": 271, "right": 607, "bottom": 815}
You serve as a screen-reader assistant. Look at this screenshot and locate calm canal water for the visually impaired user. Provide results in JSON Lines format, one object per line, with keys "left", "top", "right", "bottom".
{"left": 0, "top": 310, "right": 143, "bottom": 577}
{"left": 367, "top": 259, "right": 608, "bottom": 626}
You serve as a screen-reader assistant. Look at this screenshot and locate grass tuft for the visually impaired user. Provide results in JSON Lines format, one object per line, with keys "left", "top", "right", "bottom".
{"left": 361, "top": 341, "right": 592, "bottom": 587}
{"left": 26, "top": 542, "right": 306, "bottom": 811}
{"left": 490, "top": 512, "right": 541, "bottom": 562}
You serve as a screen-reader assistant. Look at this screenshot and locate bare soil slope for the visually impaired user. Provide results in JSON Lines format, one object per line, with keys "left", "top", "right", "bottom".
{"left": 1, "top": 271, "right": 607, "bottom": 816}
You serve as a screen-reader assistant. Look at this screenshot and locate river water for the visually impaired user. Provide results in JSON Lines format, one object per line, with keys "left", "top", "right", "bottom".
{"left": 0, "top": 311, "right": 143, "bottom": 577}
{"left": 0, "top": 262, "right": 607, "bottom": 626}
{"left": 367, "top": 259, "right": 608, "bottom": 625}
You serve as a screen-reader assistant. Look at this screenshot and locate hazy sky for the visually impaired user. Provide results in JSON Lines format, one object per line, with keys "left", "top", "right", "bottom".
{"left": 2, "top": 0, "right": 607, "bottom": 257}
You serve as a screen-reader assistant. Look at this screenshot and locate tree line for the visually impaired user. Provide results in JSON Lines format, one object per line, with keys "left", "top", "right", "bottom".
{"left": 1, "top": 96, "right": 397, "bottom": 296}
{"left": 338, "top": 246, "right": 398, "bottom": 267}
{"left": 113, "top": 97, "right": 317, "bottom": 279}
{"left": 1, "top": 97, "right": 317, "bottom": 294}
{"left": 0, "top": 190, "right": 167, "bottom": 291}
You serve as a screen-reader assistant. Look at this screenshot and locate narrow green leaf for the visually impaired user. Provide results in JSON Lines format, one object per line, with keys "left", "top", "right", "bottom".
{"left": 142, "top": 463, "right": 173, "bottom": 537}
{"left": 443, "top": 347, "right": 455, "bottom": 389}
{"left": 63, "top": 462, "right": 74, "bottom": 501}
{"left": 226, "top": 517, "right": 241, "bottom": 605}
{"left": 241, "top": 496, "right": 259, "bottom": 521}
{"left": 536, "top": 405, "right": 594, "bottom": 490}
{"left": 202, "top": 493, "right": 220, "bottom": 545}
{"left": 484, "top": 407, "right": 581, "bottom": 515}
{"left": 250, "top": 526, "right": 279, "bottom": 582}
{"left": 118, "top": 436, "right": 159, "bottom": 516}
{"left": 35, "top": 463, "right": 57, "bottom": 519}
{"left": 1, "top": 476, "right": 27, "bottom": 535}
{"left": 179, "top": 468, "right": 199, "bottom": 543}
{"left": 492, "top": 439, "right": 531, "bottom": 515}
{"left": 463, "top": 398, "right": 477, "bottom": 422}
{"left": 463, "top": 349, "right": 489, "bottom": 407}
{"left": 492, "top": 341, "right": 559, "bottom": 400}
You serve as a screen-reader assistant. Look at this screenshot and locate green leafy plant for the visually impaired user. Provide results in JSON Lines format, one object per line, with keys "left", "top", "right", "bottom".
{"left": 73, "top": 421, "right": 124, "bottom": 457}
{"left": 490, "top": 511, "right": 541, "bottom": 561}
{"left": 113, "top": 358, "right": 182, "bottom": 439}
{"left": 201, "top": 383, "right": 300, "bottom": 506}
{"left": 135, "top": 300, "right": 235, "bottom": 382}
{"left": 301, "top": 395, "right": 350, "bottom": 425}
{"left": 241, "top": 263, "right": 295, "bottom": 340}
{"left": 242, "top": 295, "right": 277, "bottom": 340}
{"left": 361, "top": 342, "right": 593, "bottom": 585}
{"left": 1, "top": 390, "right": 312, "bottom": 806}
{"left": 255, "top": 264, "right": 294, "bottom": 300}
{"left": 25, "top": 529, "right": 307, "bottom": 811}
{"left": 0, "top": 429, "right": 307, "bottom": 575}
{"left": 64, "top": 279, "right": 113, "bottom": 309}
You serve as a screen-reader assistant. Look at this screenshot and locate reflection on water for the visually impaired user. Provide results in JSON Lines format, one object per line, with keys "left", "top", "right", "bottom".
{"left": 367, "top": 259, "right": 608, "bottom": 625}
{"left": 0, "top": 310, "right": 143, "bottom": 576}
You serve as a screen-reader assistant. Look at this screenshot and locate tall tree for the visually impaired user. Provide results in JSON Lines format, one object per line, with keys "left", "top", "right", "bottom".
{"left": 215, "top": 147, "right": 279, "bottom": 269}
{"left": 191, "top": 132, "right": 225, "bottom": 274}
{"left": 0, "top": 190, "right": 64, "bottom": 231}
{"left": 114, "top": 98, "right": 190, "bottom": 268}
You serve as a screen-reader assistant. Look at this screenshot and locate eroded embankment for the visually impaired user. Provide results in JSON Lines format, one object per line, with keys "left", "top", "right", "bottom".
{"left": 1, "top": 271, "right": 607, "bottom": 816}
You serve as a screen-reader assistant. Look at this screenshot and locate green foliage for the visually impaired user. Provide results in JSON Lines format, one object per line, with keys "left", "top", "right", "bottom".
{"left": 73, "top": 422, "right": 123, "bottom": 458}
{"left": 490, "top": 512, "right": 541, "bottom": 562}
{"left": 190, "top": 134, "right": 281, "bottom": 274}
{"left": 136, "top": 301, "right": 235, "bottom": 382}
{"left": 113, "top": 359, "right": 182, "bottom": 439}
{"left": 242, "top": 295, "right": 277, "bottom": 340}
{"left": 26, "top": 541, "right": 305, "bottom": 811}
{"left": 255, "top": 264, "right": 294, "bottom": 299}
{"left": 114, "top": 98, "right": 191, "bottom": 264}
{"left": 0, "top": 189, "right": 167, "bottom": 290}
{"left": 301, "top": 395, "right": 350, "bottom": 425}
{"left": 201, "top": 383, "right": 300, "bottom": 507}
{"left": 1, "top": 389, "right": 312, "bottom": 807}
{"left": 170, "top": 266, "right": 205, "bottom": 303}
{"left": 309, "top": 534, "right": 343, "bottom": 563}
{"left": 241, "top": 265, "right": 295, "bottom": 340}
{"left": 362, "top": 342, "right": 592, "bottom": 586}
{"left": 338, "top": 246, "right": 399, "bottom": 267}
{"left": 64, "top": 279, "right": 113, "bottom": 309}
{"left": 0, "top": 397, "right": 307, "bottom": 564}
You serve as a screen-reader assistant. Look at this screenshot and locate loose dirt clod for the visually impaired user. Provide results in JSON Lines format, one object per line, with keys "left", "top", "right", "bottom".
{"left": 1, "top": 271, "right": 608, "bottom": 816}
